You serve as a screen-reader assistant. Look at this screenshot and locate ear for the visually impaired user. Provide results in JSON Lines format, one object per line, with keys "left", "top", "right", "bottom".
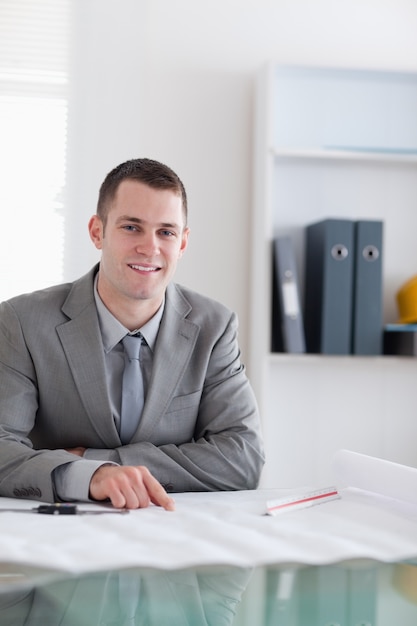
{"left": 88, "top": 215, "right": 104, "bottom": 250}
{"left": 178, "top": 227, "right": 190, "bottom": 258}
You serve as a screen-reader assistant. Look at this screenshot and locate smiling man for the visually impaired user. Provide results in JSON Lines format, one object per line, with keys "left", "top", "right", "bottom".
{"left": 0, "top": 158, "right": 264, "bottom": 510}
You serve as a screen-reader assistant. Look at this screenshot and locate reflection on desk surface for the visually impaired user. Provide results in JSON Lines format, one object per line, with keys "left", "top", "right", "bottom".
{"left": 1, "top": 561, "right": 417, "bottom": 626}
{"left": 0, "top": 565, "right": 251, "bottom": 626}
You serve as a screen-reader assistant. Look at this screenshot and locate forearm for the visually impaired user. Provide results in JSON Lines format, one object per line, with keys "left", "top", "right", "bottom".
{"left": 82, "top": 428, "right": 264, "bottom": 493}
{"left": 0, "top": 438, "right": 86, "bottom": 503}
{"left": 134, "top": 435, "right": 264, "bottom": 492}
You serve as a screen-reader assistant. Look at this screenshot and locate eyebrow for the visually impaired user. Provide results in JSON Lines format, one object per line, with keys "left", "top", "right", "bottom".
{"left": 116, "top": 215, "right": 181, "bottom": 230}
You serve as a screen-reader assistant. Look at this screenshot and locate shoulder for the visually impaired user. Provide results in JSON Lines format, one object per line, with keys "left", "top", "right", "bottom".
{"left": 167, "top": 283, "right": 237, "bottom": 328}
{"left": 5, "top": 282, "right": 72, "bottom": 309}
{"left": 1, "top": 267, "right": 97, "bottom": 322}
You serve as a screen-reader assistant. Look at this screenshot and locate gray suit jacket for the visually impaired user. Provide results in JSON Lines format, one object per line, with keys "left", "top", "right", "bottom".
{"left": 0, "top": 267, "right": 264, "bottom": 502}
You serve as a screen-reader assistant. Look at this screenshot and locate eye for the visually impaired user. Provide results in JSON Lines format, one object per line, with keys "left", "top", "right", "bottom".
{"left": 160, "top": 229, "right": 175, "bottom": 237}
{"left": 122, "top": 224, "right": 139, "bottom": 232}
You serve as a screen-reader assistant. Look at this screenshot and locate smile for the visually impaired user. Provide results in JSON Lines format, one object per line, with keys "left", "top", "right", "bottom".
{"left": 129, "top": 264, "right": 160, "bottom": 272}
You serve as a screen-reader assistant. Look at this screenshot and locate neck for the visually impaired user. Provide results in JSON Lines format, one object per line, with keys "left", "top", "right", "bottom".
{"left": 96, "top": 278, "right": 163, "bottom": 331}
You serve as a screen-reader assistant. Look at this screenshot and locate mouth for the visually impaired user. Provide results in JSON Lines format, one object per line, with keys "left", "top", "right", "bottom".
{"left": 128, "top": 264, "right": 161, "bottom": 273}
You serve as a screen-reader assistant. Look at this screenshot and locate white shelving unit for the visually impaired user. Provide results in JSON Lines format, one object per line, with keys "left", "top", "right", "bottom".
{"left": 250, "top": 64, "right": 417, "bottom": 488}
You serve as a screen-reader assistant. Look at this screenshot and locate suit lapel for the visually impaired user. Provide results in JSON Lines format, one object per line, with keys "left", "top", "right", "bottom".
{"left": 135, "top": 284, "right": 200, "bottom": 441}
{"left": 57, "top": 268, "right": 119, "bottom": 446}
{"left": 56, "top": 272, "right": 200, "bottom": 445}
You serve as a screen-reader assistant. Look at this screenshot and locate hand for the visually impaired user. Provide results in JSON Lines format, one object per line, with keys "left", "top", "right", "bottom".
{"left": 65, "top": 447, "right": 86, "bottom": 457}
{"left": 89, "top": 465, "right": 175, "bottom": 511}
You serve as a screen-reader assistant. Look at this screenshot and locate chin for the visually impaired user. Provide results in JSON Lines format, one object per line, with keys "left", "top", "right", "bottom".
{"left": 131, "top": 288, "right": 160, "bottom": 302}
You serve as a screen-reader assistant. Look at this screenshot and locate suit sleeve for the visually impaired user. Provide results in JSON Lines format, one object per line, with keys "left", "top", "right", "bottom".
{"left": 0, "top": 301, "right": 84, "bottom": 502}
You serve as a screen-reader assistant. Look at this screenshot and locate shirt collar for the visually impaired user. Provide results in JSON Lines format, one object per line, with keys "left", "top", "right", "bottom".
{"left": 93, "top": 274, "right": 164, "bottom": 353}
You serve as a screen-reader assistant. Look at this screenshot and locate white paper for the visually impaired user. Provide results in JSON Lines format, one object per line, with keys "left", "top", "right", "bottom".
{"left": 333, "top": 449, "right": 417, "bottom": 506}
{"left": 1, "top": 487, "right": 417, "bottom": 575}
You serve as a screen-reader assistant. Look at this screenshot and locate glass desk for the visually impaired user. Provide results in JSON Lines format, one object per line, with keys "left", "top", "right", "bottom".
{"left": 1, "top": 560, "right": 417, "bottom": 625}
{"left": 1, "top": 484, "right": 417, "bottom": 625}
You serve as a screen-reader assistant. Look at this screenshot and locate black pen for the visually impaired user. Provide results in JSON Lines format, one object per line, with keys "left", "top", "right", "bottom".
{"left": 0, "top": 503, "right": 129, "bottom": 515}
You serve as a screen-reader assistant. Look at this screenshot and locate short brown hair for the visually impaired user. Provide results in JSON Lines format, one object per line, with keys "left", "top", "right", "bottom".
{"left": 97, "top": 158, "right": 188, "bottom": 228}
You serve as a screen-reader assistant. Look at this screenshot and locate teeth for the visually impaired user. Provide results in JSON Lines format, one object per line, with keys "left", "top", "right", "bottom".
{"left": 130, "top": 264, "right": 157, "bottom": 272}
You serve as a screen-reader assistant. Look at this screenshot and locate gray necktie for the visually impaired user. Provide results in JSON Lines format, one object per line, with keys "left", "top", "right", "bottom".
{"left": 120, "top": 333, "right": 144, "bottom": 443}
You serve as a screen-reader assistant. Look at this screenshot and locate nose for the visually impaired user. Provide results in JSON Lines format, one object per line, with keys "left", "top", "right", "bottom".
{"left": 137, "top": 231, "right": 160, "bottom": 256}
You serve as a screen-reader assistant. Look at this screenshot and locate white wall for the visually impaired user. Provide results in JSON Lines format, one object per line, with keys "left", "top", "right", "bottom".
{"left": 65, "top": 0, "right": 417, "bottom": 365}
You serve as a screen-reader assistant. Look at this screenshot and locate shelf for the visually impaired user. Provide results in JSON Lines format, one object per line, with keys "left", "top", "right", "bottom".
{"left": 267, "top": 352, "right": 417, "bottom": 365}
{"left": 270, "top": 66, "right": 417, "bottom": 158}
{"left": 250, "top": 63, "right": 417, "bottom": 488}
{"left": 271, "top": 147, "right": 417, "bottom": 164}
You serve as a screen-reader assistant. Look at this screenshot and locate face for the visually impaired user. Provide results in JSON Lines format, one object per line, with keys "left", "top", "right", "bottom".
{"left": 89, "top": 179, "right": 189, "bottom": 320}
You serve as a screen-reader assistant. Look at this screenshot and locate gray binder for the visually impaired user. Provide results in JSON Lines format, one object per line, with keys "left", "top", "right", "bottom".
{"left": 304, "top": 218, "right": 355, "bottom": 354}
{"left": 271, "top": 236, "right": 305, "bottom": 353}
{"left": 352, "top": 220, "right": 383, "bottom": 355}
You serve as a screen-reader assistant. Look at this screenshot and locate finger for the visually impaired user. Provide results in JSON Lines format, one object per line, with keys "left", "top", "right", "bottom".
{"left": 108, "top": 490, "right": 126, "bottom": 509}
{"left": 140, "top": 467, "right": 175, "bottom": 511}
{"left": 104, "top": 478, "right": 130, "bottom": 509}
{"left": 124, "top": 484, "right": 151, "bottom": 510}
{"left": 105, "top": 474, "right": 147, "bottom": 510}
{"left": 91, "top": 469, "right": 133, "bottom": 509}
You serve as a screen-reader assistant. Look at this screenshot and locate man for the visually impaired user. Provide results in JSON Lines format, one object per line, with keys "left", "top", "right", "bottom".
{"left": 0, "top": 158, "right": 264, "bottom": 510}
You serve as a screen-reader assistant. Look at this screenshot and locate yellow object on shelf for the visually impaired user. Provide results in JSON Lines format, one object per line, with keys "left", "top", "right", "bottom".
{"left": 397, "top": 275, "right": 417, "bottom": 323}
